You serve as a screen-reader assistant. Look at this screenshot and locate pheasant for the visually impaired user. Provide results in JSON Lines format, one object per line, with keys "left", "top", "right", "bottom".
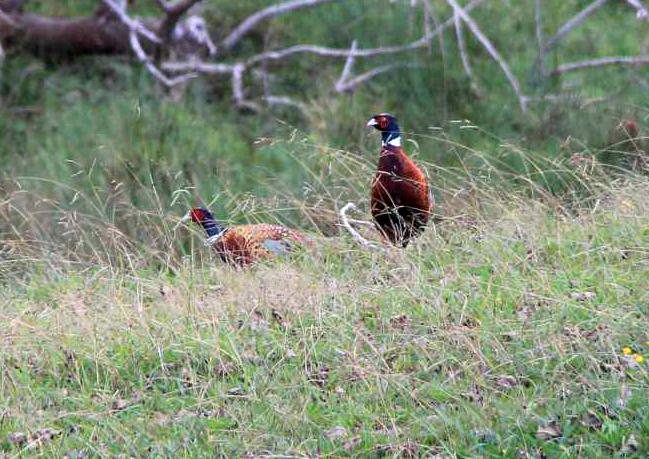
{"left": 366, "top": 113, "right": 431, "bottom": 247}
{"left": 183, "top": 207, "right": 305, "bottom": 266}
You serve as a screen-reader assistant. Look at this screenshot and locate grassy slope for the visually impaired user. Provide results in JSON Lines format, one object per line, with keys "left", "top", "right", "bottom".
{"left": 1, "top": 181, "right": 648, "bottom": 457}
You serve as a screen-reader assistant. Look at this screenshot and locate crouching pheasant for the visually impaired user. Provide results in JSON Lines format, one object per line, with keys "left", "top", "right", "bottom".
{"left": 366, "top": 113, "right": 432, "bottom": 247}
{"left": 183, "top": 207, "right": 305, "bottom": 266}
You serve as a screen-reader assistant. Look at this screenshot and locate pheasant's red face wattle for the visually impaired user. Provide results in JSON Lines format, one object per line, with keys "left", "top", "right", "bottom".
{"left": 190, "top": 208, "right": 207, "bottom": 223}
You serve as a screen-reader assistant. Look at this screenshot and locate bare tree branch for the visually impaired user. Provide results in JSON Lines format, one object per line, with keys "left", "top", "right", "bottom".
{"left": 625, "top": 0, "right": 649, "bottom": 19}
{"left": 156, "top": 0, "right": 202, "bottom": 43}
{"left": 339, "top": 202, "right": 384, "bottom": 251}
{"left": 535, "top": 0, "right": 544, "bottom": 73}
{"left": 101, "top": 0, "right": 161, "bottom": 44}
{"left": 231, "top": 62, "right": 262, "bottom": 110}
{"left": 246, "top": 0, "right": 484, "bottom": 66}
{"left": 553, "top": 55, "right": 649, "bottom": 75}
{"left": 263, "top": 95, "right": 309, "bottom": 114}
{"left": 222, "top": 0, "right": 336, "bottom": 51}
{"left": 453, "top": 10, "right": 481, "bottom": 95}
{"left": 129, "top": 29, "right": 198, "bottom": 87}
{"left": 158, "top": 0, "right": 484, "bottom": 110}
{"left": 545, "top": 0, "right": 609, "bottom": 51}
{"left": 162, "top": 60, "right": 235, "bottom": 74}
{"left": 336, "top": 63, "right": 423, "bottom": 93}
{"left": 103, "top": 0, "right": 198, "bottom": 87}
{"left": 334, "top": 40, "right": 357, "bottom": 92}
{"left": 446, "top": 0, "right": 527, "bottom": 112}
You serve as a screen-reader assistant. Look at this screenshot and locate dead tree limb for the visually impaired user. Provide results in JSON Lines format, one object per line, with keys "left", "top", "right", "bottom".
{"left": 453, "top": 9, "right": 481, "bottom": 96}
{"left": 334, "top": 40, "right": 357, "bottom": 93}
{"left": 336, "top": 63, "right": 424, "bottom": 93}
{"left": 545, "top": 0, "right": 609, "bottom": 51}
{"left": 552, "top": 55, "right": 649, "bottom": 75}
{"left": 101, "top": 0, "right": 199, "bottom": 87}
{"left": 447, "top": 0, "right": 527, "bottom": 112}
{"left": 222, "top": 0, "right": 336, "bottom": 51}
{"left": 625, "top": 0, "right": 649, "bottom": 19}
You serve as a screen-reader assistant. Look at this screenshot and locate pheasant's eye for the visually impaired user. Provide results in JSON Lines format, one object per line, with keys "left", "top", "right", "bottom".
{"left": 379, "top": 118, "right": 389, "bottom": 130}
{"left": 191, "top": 209, "right": 204, "bottom": 222}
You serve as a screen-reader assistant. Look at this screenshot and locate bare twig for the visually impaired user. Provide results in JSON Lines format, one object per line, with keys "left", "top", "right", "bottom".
{"left": 553, "top": 55, "right": 649, "bottom": 75}
{"left": 447, "top": 0, "right": 527, "bottom": 112}
{"left": 246, "top": 0, "right": 483, "bottom": 65}
{"left": 421, "top": 0, "right": 433, "bottom": 55}
{"left": 422, "top": 0, "right": 449, "bottom": 117}
{"left": 103, "top": 0, "right": 198, "bottom": 87}
{"left": 453, "top": 10, "right": 480, "bottom": 95}
{"left": 625, "top": 0, "right": 648, "bottom": 19}
{"left": 334, "top": 40, "right": 357, "bottom": 92}
{"left": 535, "top": 0, "right": 545, "bottom": 74}
{"left": 339, "top": 202, "right": 384, "bottom": 250}
{"left": 101, "top": 0, "right": 161, "bottom": 44}
{"left": 545, "top": 0, "right": 609, "bottom": 50}
{"left": 162, "top": 60, "right": 235, "bottom": 74}
{"left": 222, "top": 0, "right": 336, "bottom": 50}
{"left": 231, "top": 62, "right": 261, "bottom": 110}
{"left": 263, "top": 95, "right": 309, "bottom": 113}
{"left": 129, "top": 30, "right": 198, "bottom": 86}
{"left": 160, "top": 0, "right": 485, "bottom": 106}
{"left": 336, "top": 63, "right": 423, "bottom": 93}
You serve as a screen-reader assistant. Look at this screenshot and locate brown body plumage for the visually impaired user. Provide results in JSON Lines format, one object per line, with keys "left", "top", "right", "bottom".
{"left": 367, "top": 113, "right": 431, "bottom": 247}
{"left": 211, "top": 223, "right": 305, "bottom": 266}
{"left": 185, "top": 208, "right": 305, "bottom": 267}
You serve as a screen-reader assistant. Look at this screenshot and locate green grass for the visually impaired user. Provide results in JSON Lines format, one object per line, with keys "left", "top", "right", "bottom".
{"left": 1, "top": 174, "right": 648, "bottom": 457}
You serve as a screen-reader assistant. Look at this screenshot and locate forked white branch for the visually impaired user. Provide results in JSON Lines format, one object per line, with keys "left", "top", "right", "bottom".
{"left": 339, "top": 202, "right": 385, "bottom": 251}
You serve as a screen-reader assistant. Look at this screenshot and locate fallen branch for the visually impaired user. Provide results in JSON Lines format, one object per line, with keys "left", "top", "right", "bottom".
{"left": 334, "top": 40, "right": 357, "bottom": 92}
{"left": 262, "top": 95, "right": 309, "bottom": 114}
{"left": 101, "top": 0, "right": 161, "bottom": 45}
{"left": 336, "top": 63, "right": 423, "bottom": 93}
{"left": 339, "top": 202, "right": 384, "bottom": 250}
{"left": 222, "top": 0, "right": 336, "bottom": 50}
{"left": 534, "top": 0, "right": 544, "bottom": 74}
{"left": 103, "top": 0, "right": 199, "bottom": 87}
{"left": 625, "top": 0, "right": 648, "bottom": 19}
{"left": 447, "top": 0, "right": 527, "bottom": 112}
{"left": 545, "top": 0, "right": 609, "bottom": 50}
{"left": 160, "top": 0, "right": 483, "bottom": 107}
{"left": 129, "top": 29, "right": 198, "bottom": 87}
{"left": 453, "top": 9, "right": 481, "bottom": 95}
{"left": 553, "top": 55, "right": 649, "bottom": 75}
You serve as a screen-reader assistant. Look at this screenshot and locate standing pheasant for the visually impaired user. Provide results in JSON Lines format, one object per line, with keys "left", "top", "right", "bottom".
{"left": 183, "top": 207, "right": 305, "bottom": 266}
{"left": 366, "top": 113, "right": 431, "bottom": 247}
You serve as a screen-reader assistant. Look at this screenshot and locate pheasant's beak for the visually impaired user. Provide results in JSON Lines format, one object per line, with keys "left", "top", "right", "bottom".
{"left": 180, "top": 211, "right": 192, "bottom": 224}
{"left": 366, "top": 118, "right": 378, "bottom": 128}
{"left": 173, "top": 211, "right": 192, "bottom": 232}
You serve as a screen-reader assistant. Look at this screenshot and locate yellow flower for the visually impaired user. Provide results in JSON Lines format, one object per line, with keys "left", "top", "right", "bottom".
{"left": 634, "top": 354, "right": 644, "bottom": 364}
{"left": 622, "top": 347, "right": 633, "bottom": 355}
